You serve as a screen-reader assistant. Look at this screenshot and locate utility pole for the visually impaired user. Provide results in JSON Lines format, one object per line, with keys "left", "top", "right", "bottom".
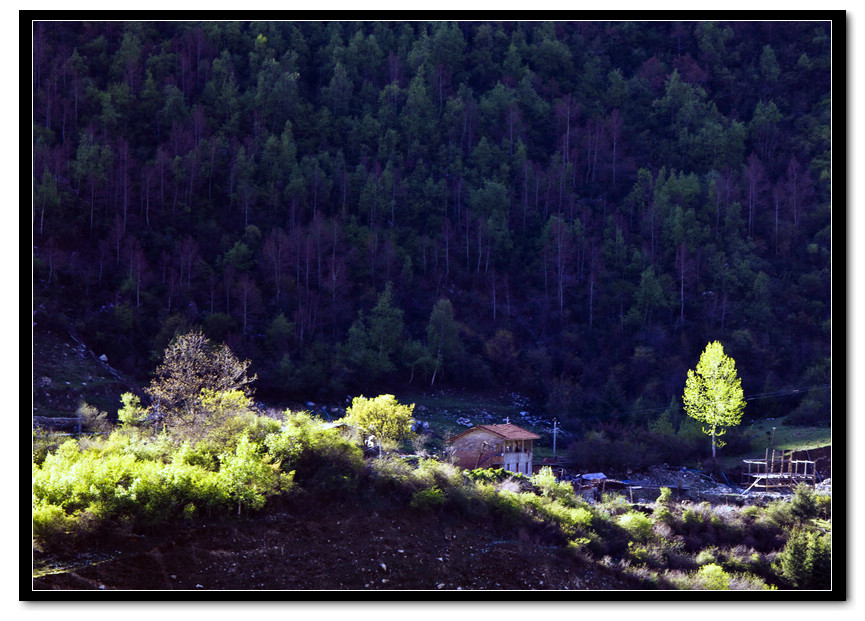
{"left": 553, "top": 418, "right": 558, "bottom": 459}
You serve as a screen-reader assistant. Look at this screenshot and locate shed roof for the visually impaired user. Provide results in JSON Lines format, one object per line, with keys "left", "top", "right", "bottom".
{"left": 448, "top": 423, "right": 541, "bottom": 443}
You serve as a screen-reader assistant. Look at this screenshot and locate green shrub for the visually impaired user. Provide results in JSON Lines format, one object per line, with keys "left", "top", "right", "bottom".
{"left": 805, "top": 532, "right": 832, "bottom": 590}
{"left": 415, "top": 458, "right": 462, "bottom": 490}
{"left": 78, "top": 402, "right": 110, "bottom": 433}
{"left": 218, "top": 433, "right": 288, "bottom": 516}
{"left": 32, "top": 431, "right": 67, "bottom": 465}
{"left": 681, "top": 506, "right": 706, "bottom": 531}
{"left": 264, "top": 412, "right": 363, "bottom": 493}
{"left": 726, "top": 572, "right": 777, "bottom": 590}
{"left": 572, "top": 506, "right": 594, "bottom": 529}
{"left": 695, "top": 563, "right": 731, "bottom": 590}
{"left": 532, "top": 466, "right": 577, "bottom": 505}
{"left": 204, "top": 411, "right": 282, "bottom": 452}
{"left": 618, "top": 510, "right": 654, "bottom": 542}
{"left": 775, "top": 529, "right": 831, "bottom": 589}
{"left": 790, "top": 483, "right": 818, "bottom": 523}
{"left": 718, "top": 545, "right": 774, "bottom": 579}
{"left": 667, "top": 565, "right": 774, "bottom": 590}
{"left": 410, "top": 485, "right": 446, "bottom": 510}
{"left": 695, "top": 546, "right": 720, "bottom": 566}
{"left": 657, "top": 486, "right": 673, "bottom": 504}
{"left": 567, "top": 537, "right": 592, "bottom": 554}
{"left": 532, "top": 466, "right": 557, "bottom": 495}
{"left": 32, "top": 432, "right": 246, "bottom": 542}
{"left": 653, "top": 505, "right": 674, "bottom": 526}
{"left": 775, "top": 528, "right": 808, "bottom": 587}
{"left": 814, "top": 493, "right": 831, "bottom": 520}
{"left": 32, "top": 498, "right": 84, "bottom": 547}
{"left": 520, "top": 494, "right": 594, "bottom": 539}
{"left": 598, "top": 492, "right": 629, "bottom": 516}
{"left": 628, "top": 541, "right": 665, "bottom": 568}
{"left": 117, "top": 392, "right": 148, "bottom": 426}
{"left": 490, "top": 489, "right": 526, "bottom": 525}
{"left": 763, "top": 498, "right": 795, "bottom": 529}
{"left": 118, "top": 428, "right": 176, "bottom": 463}
{"left": 464, "top": 467, "right": 530, "bottom": 487}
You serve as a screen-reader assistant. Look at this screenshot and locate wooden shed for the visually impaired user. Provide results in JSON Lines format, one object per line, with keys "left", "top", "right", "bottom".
{"left": 448, "top": 423, "right": 541, "bottom": 475}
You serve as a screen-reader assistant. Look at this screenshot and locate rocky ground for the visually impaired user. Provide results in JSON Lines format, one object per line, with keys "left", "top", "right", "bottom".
{"left": 32, "top": 329, "right": 135, "bottom": 423}
{"left": 608, "top": 464, "right": 831, "bottom": 506}
{"left": 32, "top": 499, "right": 632, "bottom": 592}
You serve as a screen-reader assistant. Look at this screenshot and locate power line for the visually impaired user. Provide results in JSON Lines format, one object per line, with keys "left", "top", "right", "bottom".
{"left": 572, "top": 384, "right": 831, "bottom": 424}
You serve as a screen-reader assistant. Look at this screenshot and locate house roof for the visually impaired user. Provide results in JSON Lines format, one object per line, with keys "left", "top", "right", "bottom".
{"left": 448, "top": 423, "right": 541, "bottom": 443}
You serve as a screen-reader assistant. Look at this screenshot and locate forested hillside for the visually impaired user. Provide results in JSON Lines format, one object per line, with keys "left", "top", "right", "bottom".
{"left": 32, "top": 20, "right": 833, "bottom": 427}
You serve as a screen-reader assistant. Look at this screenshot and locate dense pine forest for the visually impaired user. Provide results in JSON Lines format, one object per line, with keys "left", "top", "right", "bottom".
{"left": 32, "top": 20, "right": 833, "bottom": 431}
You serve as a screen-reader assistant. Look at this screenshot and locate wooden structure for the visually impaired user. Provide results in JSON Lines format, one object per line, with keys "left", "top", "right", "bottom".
{"left": 448, "top": 423, "right": 541, "bottom": 475}
{"left": 741, "top": 448, "right": 818, "bottom": 492}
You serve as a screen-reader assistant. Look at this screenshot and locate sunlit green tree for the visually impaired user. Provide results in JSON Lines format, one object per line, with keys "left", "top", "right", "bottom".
{"left": 341, "top": 394, "right": 415, "bottom": 456}
{"left": 682, "top": 341, "right": 745, "bottom": 459}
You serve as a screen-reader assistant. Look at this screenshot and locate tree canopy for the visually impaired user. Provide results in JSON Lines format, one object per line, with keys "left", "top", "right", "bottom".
{"left": 341, "top": 394, "right": 415, "bottom": 454}
{"left": 144, "top": 330, "right": 257, "bottom": 438}
{"left": 32, "top": 20, "right": 833, "bottom": 426}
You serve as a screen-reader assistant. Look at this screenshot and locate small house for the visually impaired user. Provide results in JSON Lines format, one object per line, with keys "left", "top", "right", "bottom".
{"left": 448, "top": 423, "right": 541, "bottom": 475}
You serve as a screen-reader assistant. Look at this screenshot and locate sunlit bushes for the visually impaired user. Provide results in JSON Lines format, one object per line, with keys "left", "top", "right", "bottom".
{"left": 32, "top": 412, "right": 305, "bottom": 549}
{"left": 665, "top": 563, "right": 775, "bottom": 590}
{"left": 32, "top": 436, "right": 233, "bottom": 548}
{"left": 518, "top": 493, "right": 593, "bottom": 539}
{"left": 264, "top": 411, "right": 363, "bottom": 494}
{"left": 33, "top": 407, "right": 832, "bottom": 591}
{"left": 621, "top": 557, "right": 776, "bottom": 591}
{"left": 617, "top": 510, "right": 654, "bottom": 542}
{"left": 532, "top": 466, "right": 578, "bottom": 505}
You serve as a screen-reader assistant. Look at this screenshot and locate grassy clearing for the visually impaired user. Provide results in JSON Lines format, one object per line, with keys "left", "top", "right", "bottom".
{"left": 744, "top": 417, "right": 831, "bottom": 453}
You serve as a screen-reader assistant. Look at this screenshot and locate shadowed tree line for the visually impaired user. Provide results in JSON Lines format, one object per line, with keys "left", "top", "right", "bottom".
{"left": 32, "top": 20, "right": 832, "bottom": 426}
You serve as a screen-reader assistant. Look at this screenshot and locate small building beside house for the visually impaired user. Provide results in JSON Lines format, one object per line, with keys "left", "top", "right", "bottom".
{"left": 447, "top": 423, "right": 541, "bottom": 475}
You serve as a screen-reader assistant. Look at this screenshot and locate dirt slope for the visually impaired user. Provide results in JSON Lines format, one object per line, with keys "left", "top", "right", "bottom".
{"left": 32, "top": 499, "right": 631, "bottom": 592}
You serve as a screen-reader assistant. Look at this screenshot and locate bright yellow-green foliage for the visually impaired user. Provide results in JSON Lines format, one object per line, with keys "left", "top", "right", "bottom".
{"left": 532, "top": 466, "right": 577, "bottom": 504}
{"left": 617, "top": 510, "right": 654, "bottom": 542}
{"left": 342, "top": 394, "right": 415, "bottom": 448}
{"left": 198, "top": 388, "right": 252, "bottom": 418}
{"left": 32, "top": 416, "right": 297, "bottom": 547}
{"left": 264, "top": 411, "right": 364, "bottom": 491}
{"left": 117, "top": 392, "right": 148, "bottom": 426}
{"left": 683, "top": 341, "right": 745, "bottom": 458}
{"left": 217, "top": 432, "right": 292, "bottom": 515}
{"left": 696, "top": 563, "right": 731, "bottom": 589}
{"left": 31, "top": 435, "right": 232, "bottom": 533}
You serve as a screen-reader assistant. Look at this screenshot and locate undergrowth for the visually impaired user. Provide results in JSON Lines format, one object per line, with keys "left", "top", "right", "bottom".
{"left": 32, "top": 412, "right": 832, "bottom": 591}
